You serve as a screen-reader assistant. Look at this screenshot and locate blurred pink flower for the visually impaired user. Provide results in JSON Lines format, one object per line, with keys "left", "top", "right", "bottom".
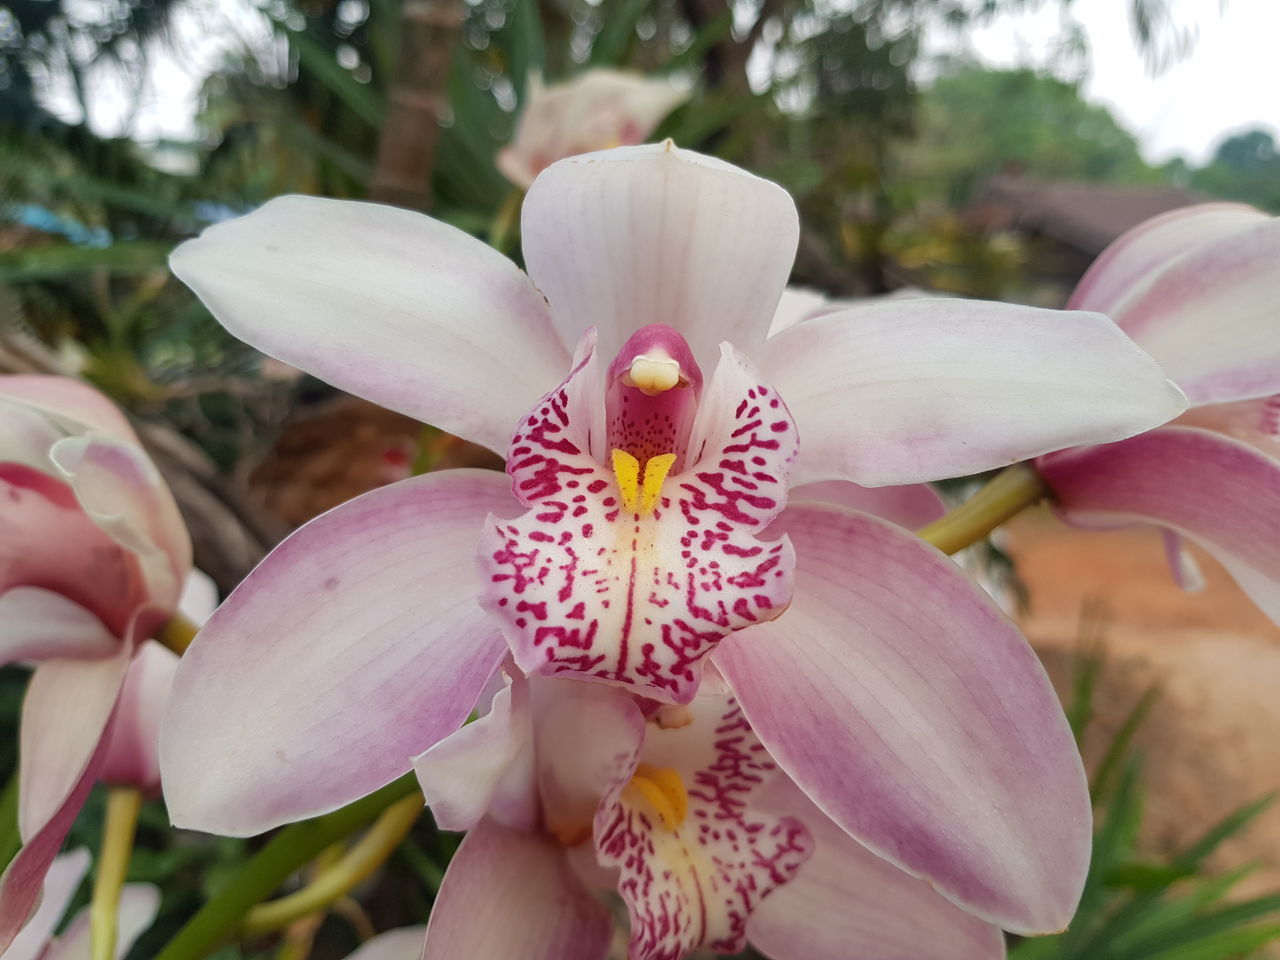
{"left": 1036, "top": 204, "right": 1280, "bottom": 618}
{"left": 1, "top": 849, "right": 158, "bottom": 960}
{"left": 412, "top": 673, "right": 1005, "bottom": 960}
{"left": 0, "top": 376, "right": 190, "bottom": 949}
{"left": 497, "top": 70, "right": 689, "bottom": 190}
{"left": 164, "top": 143, "right": 1186, "bottom": 934}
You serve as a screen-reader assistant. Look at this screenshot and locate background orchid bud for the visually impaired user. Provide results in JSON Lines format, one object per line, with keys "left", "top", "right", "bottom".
{"left": 0, "top": 375, "right": 192, "bottom": 655}
{"left": 495, "top": 69, "right": 689, "bottom": 190}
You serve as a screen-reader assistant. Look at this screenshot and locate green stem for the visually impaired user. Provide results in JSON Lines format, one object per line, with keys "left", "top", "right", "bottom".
{"left": 156, "top": 613, "right": 200, "bottom": 656}
{"left": 91, "top": 787, "right": 143, "bottom": 960}
{"left": 916, "top": 463, "right": 1050, "bottom": 556}
{"left": 489, "top": 189, "right": 523, "bottom": 255}
{"left": 240, "top": 794, "right": 421, "bottom": 937}
{"left": 0, "top": 773, "right": 20, "bottom": 874}
{"left": 153, "top": 774, "right": 420, "bottom": 960}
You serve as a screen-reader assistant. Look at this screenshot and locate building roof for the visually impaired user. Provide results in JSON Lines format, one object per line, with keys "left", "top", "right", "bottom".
{"left": 968, "top": 176, "right": 1213, "bottom": 254}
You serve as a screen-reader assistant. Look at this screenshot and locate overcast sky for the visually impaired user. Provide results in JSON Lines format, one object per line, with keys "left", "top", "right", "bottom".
{"left": 50, "top": 0, "right": 1280, "bottom": 166}
{"left": 935, "top": 0, "right": 1280, "bottom": 163}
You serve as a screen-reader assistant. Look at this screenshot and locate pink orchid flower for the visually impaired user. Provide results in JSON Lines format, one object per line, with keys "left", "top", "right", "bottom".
{"left": 1036, "top": 204, "right": 1280, "bottom": 618}
{"left": 413, "top": 669, "right": 1008, "bottom": 960}
{"left": 1, "top": 849, "right": 158, "bottom": 960}
{"left": 0, "top": 376, "right": 191, "bottom": 948}
{"left": 497, "top": 70, "right": 690, "bottom": 190}
{"left": 163, "top": 143, "right": 1185, "bottom": 933}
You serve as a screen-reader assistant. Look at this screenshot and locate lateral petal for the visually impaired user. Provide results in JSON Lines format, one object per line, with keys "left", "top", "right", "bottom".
{"left": 713, "top": 503, "right": 1091, "bottom": 934}
{"left": 170, "top": 195, "right": 568, "bottom": 454}
{"left": 1039, "top": 426, "right": 1280, "bottom": 624}
{"left": 760, "top": 298, "right": 1187, "bottom": 486}
{"left": 160, "top": 470, "right": 515, "bottom": 836}
{"left": 748, "top": 781, "right": 1006, "bottom": 960}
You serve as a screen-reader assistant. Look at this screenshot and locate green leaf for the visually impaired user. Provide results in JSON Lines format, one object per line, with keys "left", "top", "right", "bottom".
{"left": 0, "top": 242, "right": 173, "bottom": 282}
{"left": 589, "top": 0, "right": 649, "bottom": 65}
{"left": 502, "top": 0, "right": 545, "bottom": 102}
{"left": 1106, "top": 860, "right": 1197, "bottom": 891}
{"left": 1092, "top": 686, "right": 1160, "bottom": 805}
{"left": 279, "top": 22, "right": 386, "bottom": 128}
{"left": 1176, "top": 793, "right": 1277, "bottom": 870}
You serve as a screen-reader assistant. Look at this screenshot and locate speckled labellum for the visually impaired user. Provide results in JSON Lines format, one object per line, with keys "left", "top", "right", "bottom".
{"left": 480, "top": 324, "right": 799, "bottom": 704}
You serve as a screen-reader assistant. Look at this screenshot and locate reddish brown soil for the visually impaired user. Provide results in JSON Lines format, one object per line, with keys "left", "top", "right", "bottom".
{"left": 1009, "top": 508, "right": 1280, "bottom": 895}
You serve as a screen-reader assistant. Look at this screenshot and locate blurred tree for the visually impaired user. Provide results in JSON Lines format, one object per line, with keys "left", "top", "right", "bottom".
{"left": 1190, "top": 128, "right": 1280, "bottom": 213}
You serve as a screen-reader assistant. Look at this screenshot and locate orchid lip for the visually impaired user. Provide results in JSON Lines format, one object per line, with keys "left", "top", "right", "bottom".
{"left": 481, "top": 327, "right": 799, "bottom": 704}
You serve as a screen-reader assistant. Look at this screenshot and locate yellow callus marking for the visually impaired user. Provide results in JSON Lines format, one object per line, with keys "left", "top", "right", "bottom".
{"left": 641, "top": 453, "right": 676, "bottom": 513}
{"left": 612, "top": 450, "right": 677, "bottom": 515}
{"left": 612, "top": 449, "right": 641, "bottom": 513}
{"left": 628, "top": 763, "right": 689, "bottom": 831}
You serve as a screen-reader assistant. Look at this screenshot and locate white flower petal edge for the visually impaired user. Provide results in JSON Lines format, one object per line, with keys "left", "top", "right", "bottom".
{"left": 160, "top": 470, "right": 517, "bottom": 836}
{"left": 760, "top": 297, "right": 1188, "bottom": 486}
{"left": 169, "top": 195, "right": 570, "bottom": 455}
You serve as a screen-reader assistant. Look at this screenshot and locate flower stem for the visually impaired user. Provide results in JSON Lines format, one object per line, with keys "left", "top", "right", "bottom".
{"left": 489, "top": 188, "right": 523, "bottom": 255}
{"left": 91, "top": 786, "right": 143, "bottom": 960}
{"left": 153, "top": 774, "right": 421, "bottom": 960}
{"left": 155, "top": 613, "right": 200, "bottom": 655}
{"left": 240, "top": 793, "right": 422, "bottom": 937}
{"left": 916, "top": 463, "right": 1049, "bottom": 555}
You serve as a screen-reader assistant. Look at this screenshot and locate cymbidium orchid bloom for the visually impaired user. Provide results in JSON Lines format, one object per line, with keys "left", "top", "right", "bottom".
{"left": 497, "top": 70, "right": 689, "bottom": 190}
{"left": 1035, "top": 204, "right": 1280, "bottom": 619}
{"left": 0, "top": 377, "right": 192, "bottom": 949}
{"left": 413, "top": 671, "right": 1006, "bottom": 960}
{"left": 1, "top": 849, "right": 158, "bottom": 960}
{"left": 164, "top": 142, "right": 1187, "bottom": 934}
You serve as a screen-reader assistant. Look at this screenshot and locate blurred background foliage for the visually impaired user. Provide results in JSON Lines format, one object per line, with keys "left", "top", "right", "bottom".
{"left": 3, "top": 0, "right": 1280, "bottom": 956}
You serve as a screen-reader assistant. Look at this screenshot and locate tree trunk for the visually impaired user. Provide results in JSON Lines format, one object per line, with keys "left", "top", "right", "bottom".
{"left": 367, "top": 0, "right": 464, "bottom": 210}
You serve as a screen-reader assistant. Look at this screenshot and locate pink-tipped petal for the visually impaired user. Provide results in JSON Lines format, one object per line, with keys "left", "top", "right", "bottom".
{"left": 414, "top": 667, "right": 538, "bottom": 833}
{"left": 0, "top": 739, "right": 110, "bottom": 954}
{"left": 343, "top": 927, "right": 429, "bottom": 960}
{"left": 1039, "top": 426, "right": 1280, "bottom": 624}
{"left": 49, "top": 435, "right": 190, "bottom": 618}
{"left": 787, "top": 480, "right": 946, "bottom": 529}
{"left": 160, "top": 470, "right": 515, "bottom": 836}
{"left": 748, "top": 781, "right": 1006, "bottom": 960}
{"left": 482, "top": 339, "right": 797, "bottom": 703}
{"left": 0, "top": 467, "right": 144, "bottom": 641}
{"left": 169, "top": 196, "right": 568, "bottom": 454}
{"left": 761, "top": 298, "right": 1188, "bottom": 486}
{"left": 0, "top": 849, "right": 89, "bottom": 960}
{"left": 0, "top": 376, "right": 138, "bottom": 445}
{"left": 423, "top": 818, "right": 612, "bottom": 960}
{"left": 1103, "top": 216, "right": 1280, "bottom": 405}
{"left": 45, "top": 883, "right": 160, "bottom": 960}
{"left": 0, "top": 589, "right": 121, "bottom": 667}
{"left": 19, "top": 651, "right": 130, "bottom": 842}
{"left": 100, "top": 642, "right": 178, "bottom": 793}
{"left": 1068, "top": 203, "right": 1268, "bottom": 316}
{"left": 521, "top": 143, "right": 798, "bottom": 368}
{"left": 713, "top": 504, "right": 1091, "bottom": 934}
{"left": 596, "top": 696, "right": 812, "bottom": 960}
